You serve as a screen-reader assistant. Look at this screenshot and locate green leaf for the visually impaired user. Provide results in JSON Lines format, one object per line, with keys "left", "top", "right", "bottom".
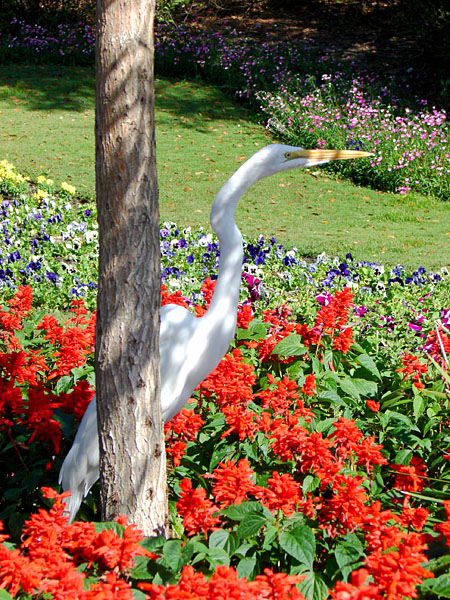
{"left": 93, "top": 521, "right": 124, "bottom": 536}
{"left": 237, "top": 319, "right": 268, "bottom": 340}
{"left": 0, "top": 590, "right": 13, "bottom": 599}
{"left": 302, "top": 475, "right": 320, "bottom": 494}
{"left": 413, "top": 392, "right": 426, "bottom": 420}
{"left": 56, "top": 374, "right": 74, "bottom": 394}
{"left": 237, "top": 556, "right": 257, "bottom": 579}
{"left": 334, "top": 533, "right": 364, "bottom": 579}
{"left": 427, "top": 553, "right": 450, "bottom": 574}
{"left": 352, "top": 378, "right": 378, "bottom": 397}
{"left": 298, "top": 571, "right": 329, "bottom": 600}
{"left": 209, "top": 528, "right": 230, "bottom": 549}
{"left": 354, "top": 353, "right": 382, "bottom": 380}
{"left": 209, "top": 440, "right": 231, "bottom": 470}
{"left": 315, "top": 418, "right": 336, "bottom": 434}
{"left": 209, "top": 529, "right": 239, "bottom": 556}
{"left": 206, "top": 546, "right": 230, "bottom": 568}
{"left": 420, "top": 574, "right": 450, "bottom": 597}
{"left": 278, "top": 525, "right": 315, "bottom": 568}
{"left": 221, "top": 501, "right": 263, "bottom": 521}
{"left": 132, "top": 590, "right": 148, "bottom": 600}
{"left": 139, "top": 536, "right": 166, "bottom": 553}
{"left": 131, "top": 555, "right": 153, "bottom": 580}
{"left": 263, "top": 524, "right": 278, "bottom": 550}
{"left": 388, "top": 411, "right": 420, "bottom": 432}
{"left": 236, "top": 511, "right": 267, "bottom": 538}
{"left": 318, "top": 390, "right": 348, "bottom": 407}
{"left": 339, "top": 377, "right": 361, "bottom": 400}
{"left": 162, "top": 539, "right": 182, "bottom": 571}
{"left": 272, "top": 334, "right": 308, "bottom": 357}
{"left": 242, "top": 441, "right": 260, "bottom": 462}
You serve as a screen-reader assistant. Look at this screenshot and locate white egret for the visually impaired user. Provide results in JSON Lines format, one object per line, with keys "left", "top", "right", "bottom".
{"left": 59, "top": 144, "right": 370, "bottom": 521}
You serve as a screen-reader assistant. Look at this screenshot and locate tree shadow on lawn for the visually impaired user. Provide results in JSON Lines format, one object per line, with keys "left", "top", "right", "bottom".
{"left": 0, "top": 64, "right": 95, "bottom": 112}
{"left": 0, "top": 64, "right": 259, "bottom": 133}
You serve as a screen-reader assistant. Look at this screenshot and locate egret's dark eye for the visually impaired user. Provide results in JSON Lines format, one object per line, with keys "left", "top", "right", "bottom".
{"left": 284, "top": 152, "right": 292, "bottom": 160}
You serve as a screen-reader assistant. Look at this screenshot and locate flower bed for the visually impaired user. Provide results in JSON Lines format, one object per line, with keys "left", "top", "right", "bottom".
{"left": 1, "top": 166, "right": 450, "bottom": 598}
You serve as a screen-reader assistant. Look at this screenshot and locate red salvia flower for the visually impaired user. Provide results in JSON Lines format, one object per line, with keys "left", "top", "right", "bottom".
{"left": 90, "top": 520, "right": 148, "bottom": 571}
{"left": 257, "top": 374, "right": 299, "bottom": 414}
{"left": 0, "top": 381, "right": 23, "bottom": 429}
{"left": 207, "top": 564, "right": 256, "bottom": 600}
{"left": 39, "top": 561, "right": 86, "bottom": 600}
{"left": 257, "top": 307, "right": 297, "bottom": 364}
{"left": 328, "top": 417, "right": 363, "bottom": 461}
{"left": 21, "top": 383, "right": 63, "bottom": 453}
{"left": 166, "top": 440, "right": 187, "bottom": 466}
{"left": 165, "top": 407, "right": 204, "bottom": 442}
{"left": 269, "top": 417, "right": 308, "bottom": 462}
{"left": 362, "top": 501, "right": 403, "bottom": 553}
{"left": 198, "top": 348, "right": 256, "bottom": 410}
{"left": 21, "top": 488, "right": 69, "bottom": 563}
{"left": 365, "top": 399, "right": 380, "bottom": 412}
{"left": 37, "top": 302, "right": 96, "bottom": 379}
{"left": 434, "top": 500, "right": 450, "bottom": 544}
{"left": 298, "top": 432, "right": 342, "bottom": 486}
{"left": 82, "top": 571, "right": 134, "bottom": 600}
{"left": 354, "top": 437, "right": 387, "bottom": 473}
{"left": 236, "top": 303, "right": 253, "bottom": 329}
{"left": 319, "top": 474, "right": 369, "bottom": 536}
{"left": 64, "top": 520, "right": 98, "bottom": 564}
{"left": 330, "top": 569, "right": 382, "bottom": 600}
{"left": 59, "top": 379, "right": 95, "bottom": 421}
{"left": 255, "top": 471, "right": 301, "bottom": 516}
{"left": 295, "top": 322, "right": 319, "bottom": 348}
{"left": 365, "top": 532, "right": 433, "bottom": 600}
{"left": 300, "top": 373, "right": 316, "bottom": 397}
{"left": 0, "top": 285, "right": 33, "bottom": 334}
{"left": 400, "top": 496, "right": 429, "bottom": 531}
{"left": 161, "top": 283, "right": 189, "bottom": 308}
{"left": 207, "top": 459, "right": 256, "bottom": 507}
{"left": 395, "top": 353, "right": 428, "bottom": 389}
{"left": 251, "top": 568, "right": 306, "bottom": 599}
{"left": 176, "top": 479, "right": 220, "bottom": 537}
{"left": 333, "top": 326, "right": 354, "bottom": 353}
{"left": 221, "top": 404, "right": 258, "bottom": 440}
{"left": 0, "top": 544, "right": 43, "bottom": 597}
{"left": 391, "top": 456, "right": 428, "bottom": 492}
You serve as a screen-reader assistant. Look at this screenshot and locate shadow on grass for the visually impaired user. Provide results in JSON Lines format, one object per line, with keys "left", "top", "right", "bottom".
{"left": 0, "top": 64, "right": 258, "bottom": 132}
{"left": 0, "top": 64, "right": 95, "bottom": 112}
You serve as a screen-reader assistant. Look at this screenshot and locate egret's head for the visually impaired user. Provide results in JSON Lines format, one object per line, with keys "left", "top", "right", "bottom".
{"left": 251, "top": 144, "right": 372, "bottom": 179}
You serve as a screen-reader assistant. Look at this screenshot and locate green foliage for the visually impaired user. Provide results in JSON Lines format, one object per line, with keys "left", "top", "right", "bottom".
{"left": 156, "top": 0, "right": 194, "bottom": 24}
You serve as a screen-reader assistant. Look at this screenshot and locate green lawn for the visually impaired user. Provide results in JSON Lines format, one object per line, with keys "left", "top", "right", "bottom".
{"left": 0, "top": 65, "right": 449, "bottom": 270}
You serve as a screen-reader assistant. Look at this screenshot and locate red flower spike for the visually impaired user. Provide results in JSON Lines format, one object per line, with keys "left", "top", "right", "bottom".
{"left": 330, "top": 568, "right": 382, "bottom": 600}
{"left": 391, "top": 456, "right": 428, "bottom": 493}
{"left": 0, "top": 544, "right": 43, "bottom": 597}
{"left": 255, "top": 471, "right": 301, "bottom": 516}
{"left": 207, "top": 459, "right": 257, "bottom": 507}
{"left": 365, "top": 533, "right": 433, "bottom": 600}
{"left": 82, "top": 572, "right": 134, "bottom": 600}
{"left": 176, "top": 479, "right": 220, "bottom": 537}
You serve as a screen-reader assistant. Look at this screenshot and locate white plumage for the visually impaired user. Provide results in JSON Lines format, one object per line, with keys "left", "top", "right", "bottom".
{"left": 59, "top": 144, "right": 370, "bottom": 520}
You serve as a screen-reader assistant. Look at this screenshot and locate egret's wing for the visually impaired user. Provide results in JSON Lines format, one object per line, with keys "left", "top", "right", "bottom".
{"left": 59, "top": 397, "right": 99, "bottom": 521}
{"left": 160, "top": 303, "right": 198, "bottom": 421}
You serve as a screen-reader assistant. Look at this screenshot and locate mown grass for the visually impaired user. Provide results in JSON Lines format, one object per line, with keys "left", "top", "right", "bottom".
{"left": 0, "top": 64, "right": 449, "bottom": 270}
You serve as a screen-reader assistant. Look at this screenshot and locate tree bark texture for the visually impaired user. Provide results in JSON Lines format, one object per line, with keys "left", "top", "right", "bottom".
{"left": 95, "top": 0, "right": 168, "bottom": 536}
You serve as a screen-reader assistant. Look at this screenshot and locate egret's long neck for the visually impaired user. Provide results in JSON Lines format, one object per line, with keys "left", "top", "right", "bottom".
{"left": 203, "top": 159, "right": 260, "bottom": 343}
